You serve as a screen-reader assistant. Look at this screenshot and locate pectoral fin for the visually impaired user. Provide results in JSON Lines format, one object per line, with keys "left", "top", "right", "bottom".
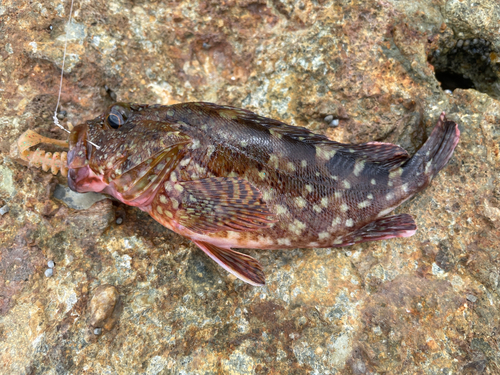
{"left": 194, "top": 241, "right": 265, "bottom": 286}
{"left": 176, "top": 177, "right": 275, "bottom": 233}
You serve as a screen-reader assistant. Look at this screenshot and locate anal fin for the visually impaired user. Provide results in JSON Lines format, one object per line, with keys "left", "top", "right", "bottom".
{"left": 339, "top": 214, "right": 417, "bottom": 246}
{"left": 194, "top": 241, "right": 265, "bottom": 286}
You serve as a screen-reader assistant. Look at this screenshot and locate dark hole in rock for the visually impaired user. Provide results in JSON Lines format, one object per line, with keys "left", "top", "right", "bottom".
{"left": 428, "top": 37, "right": 500, "bottom": 99}
{"left": 434, "top": 71, "right": 475, "bottom": 91}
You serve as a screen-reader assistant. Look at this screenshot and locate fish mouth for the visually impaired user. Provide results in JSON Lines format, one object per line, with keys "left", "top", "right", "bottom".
{"left": 67, "top": 124, "right": 106, "bottom": 193}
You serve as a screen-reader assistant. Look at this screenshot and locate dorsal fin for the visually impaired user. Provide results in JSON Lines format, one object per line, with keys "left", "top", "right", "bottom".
{"left": 177, "top": 102, "right": 411, "bottom": 169}
{"left": 223, "top": 105, "right": 411, "bottom": 168}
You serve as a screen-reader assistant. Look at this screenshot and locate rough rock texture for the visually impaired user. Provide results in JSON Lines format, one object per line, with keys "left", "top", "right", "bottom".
{"left": 1, "top": 0, "right": 500, "bottom": 374}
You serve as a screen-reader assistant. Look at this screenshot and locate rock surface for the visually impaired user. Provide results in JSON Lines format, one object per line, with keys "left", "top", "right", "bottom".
{"left": 1, "top": 0, "right": 500, "bottom": 373}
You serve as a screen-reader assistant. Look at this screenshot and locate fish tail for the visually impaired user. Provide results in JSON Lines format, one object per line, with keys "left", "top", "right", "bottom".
{"left": 401, "top": 112, "right": 460, "bottom": 187}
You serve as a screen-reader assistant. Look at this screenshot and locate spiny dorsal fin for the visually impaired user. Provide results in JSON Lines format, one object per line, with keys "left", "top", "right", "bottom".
{"left": 176, "top": 177, "right": 276, "bottom": 233}
{"left": 181, "top": 102, "right": 411, "bottom": 169}
{"left": 194, "top": 241, "right": 265, "bottom": 286}
{"left": 209, "top": 104, "right": 411, "bottom": 168}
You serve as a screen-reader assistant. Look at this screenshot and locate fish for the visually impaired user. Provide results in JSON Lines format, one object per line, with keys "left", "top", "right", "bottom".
{"left": 62, "top": 102, "right": 459, "bottom": 286}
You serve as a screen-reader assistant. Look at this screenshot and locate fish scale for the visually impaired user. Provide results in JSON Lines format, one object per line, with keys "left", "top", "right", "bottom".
{"left": 63, "top": 102, "right": 460, "bottom": 286}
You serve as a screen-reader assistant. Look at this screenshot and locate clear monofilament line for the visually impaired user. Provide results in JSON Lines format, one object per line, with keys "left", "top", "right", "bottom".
{"left": 52, "top": 0, "right": 101, "bottom": 150}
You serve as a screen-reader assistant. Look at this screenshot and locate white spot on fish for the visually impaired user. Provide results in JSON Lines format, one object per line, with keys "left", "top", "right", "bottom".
{"left": 269, "top": 154, "right": 279, "bottom": 169}
{"left": 206, "top": 145, "right": 215, "bottom": 158}
{"left": 305, "top": 184, "right": 313, "bottom": 193}
{"left": 386, "top": 192, "right": 395, "bottom": 200}
{"left": 367, "top": 193, "right": 374, "bottom": 200}
{"left": 332, "top": 217, "right": 341, "bottom": 226}
{"left": 275, "top": 205, "right": 289, "bottom": 216}
{"left": 358, "top": 200, "right": 371, "bottom": 208}
{"left": 191, "top": 139, "right": 201, "bottom": 150}
{"left": 346, "top": 218, "right": 354, "bottom": 227}
{"left": 301, "top": 160, "right": 307, "bottom": 168}
{"left": 160, "top": 195, "right": 168, "bottom": 204}
{"left": 389, "top": 168, "right": 403, "bottom": 179}
{"left": 174, "top": 184, "right": 184, "bottom": 193}
{"left": 294, "top": 197, "right": 307, "bottom": 209}
{"left": 425, "top": 160, "right": 433, "bottom": 174}
{"left": 227, "top": 231, "right": 241, "bottom": 240}
{"left": 353, "top": 160, "right": 365, "bottom": 176}
{"left": 277, "top": 238, "right": 292, "bottom": 246}
{"left": 315, "top": 146, "right": 336, "bottom": 160}
{"left": 342, "top": 180, "right": 351, "bottom": 189}
{"left": 321, "top": 197, "right": 329, "bottom": 207}
{"left": 340, "top": 203, "right": 349, "bottom": 212}
{"left": 371, "top": 179, "right": 376, "bottom": 185}
{"left": 318, "top": 231, "right": 330, "bottom": 240}
{"left": 180, "top": 157, "right": 191, "bottom": 167}
{"left": 289, "top": 220, "right": 306, "bottom": 235}
{"left": 171, "top": 198, "right": 179, "bottom": 210}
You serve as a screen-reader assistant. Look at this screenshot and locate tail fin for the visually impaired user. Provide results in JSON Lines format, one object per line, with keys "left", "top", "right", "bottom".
{"left": 401, "top": 112, "right": 460, "bottom": 185}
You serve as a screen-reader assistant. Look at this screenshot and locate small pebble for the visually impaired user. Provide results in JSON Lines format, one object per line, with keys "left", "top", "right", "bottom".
{"left": 329, "top": 119, "right": 340, "bottom": 127}
{"left": 116, "top": 217, "right": 123, "bottom": 225}
{"left": 466, "top": 294, "right": 477, "bottom": 303}
{"left": 472, "top": 38, "right": 478, "bottom": 45}
{"left": 324, "top": 115, "right": 333, "bottom": 123}
{"left": 47, "top": 260, "right": 55, "bottom": 268}
{"left": 0, "top": 205, "right": 9, "bottom": 215}
{"left": 456, "top": 39, "right": 464, "bottom": 48}
{"left": 94, "top": 328, "right": 102, "bottom": 335}
{"left": 45, "top": 268, "right": 53, "bottom": 278}
{"left": 444, "top": 89, "right": 452, "bottom": 94}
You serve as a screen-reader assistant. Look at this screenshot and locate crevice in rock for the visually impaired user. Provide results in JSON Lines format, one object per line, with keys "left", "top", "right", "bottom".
{"left": 428, "top": 36, "right": 500, "bottom": 99}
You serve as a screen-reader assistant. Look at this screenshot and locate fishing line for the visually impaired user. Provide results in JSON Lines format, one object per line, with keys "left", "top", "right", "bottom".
{"left": 52, "top": 0, "right": 101, "bottom": 150}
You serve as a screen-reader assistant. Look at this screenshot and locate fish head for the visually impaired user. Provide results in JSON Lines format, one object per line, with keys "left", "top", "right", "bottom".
{"left": 67, "top": 103, "right": 190, "bottom": 204}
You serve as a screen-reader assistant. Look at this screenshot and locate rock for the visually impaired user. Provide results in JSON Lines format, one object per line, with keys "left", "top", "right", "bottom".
{"left": 1, "top": 0, "right": 500, "bottom": 373}
{"left": 89, "top": 284, "right": 119, "bottom": 331}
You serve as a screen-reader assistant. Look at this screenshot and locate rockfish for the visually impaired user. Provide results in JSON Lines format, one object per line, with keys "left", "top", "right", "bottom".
{"left": 66, "top": 102, "right": 460, "bottom": 285}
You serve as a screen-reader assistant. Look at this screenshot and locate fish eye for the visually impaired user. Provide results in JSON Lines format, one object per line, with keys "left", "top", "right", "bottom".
{"left": 106, "top": 104, "right": 131, "bottom": 129}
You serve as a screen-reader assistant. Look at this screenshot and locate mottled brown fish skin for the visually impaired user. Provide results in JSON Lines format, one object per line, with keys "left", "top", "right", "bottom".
{"left": 66, "top": 102, "right": 460, "bottom": 285}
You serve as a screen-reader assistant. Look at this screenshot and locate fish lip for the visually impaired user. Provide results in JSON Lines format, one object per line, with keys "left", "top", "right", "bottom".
{"left": 67, "top": 166, "right": 89, "bottom": 192}
{"left": 67, "top": 124, "right": 91, "bottom": 170}
{"left": 67, "top": 123, "right": 105, "bottom": 193}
